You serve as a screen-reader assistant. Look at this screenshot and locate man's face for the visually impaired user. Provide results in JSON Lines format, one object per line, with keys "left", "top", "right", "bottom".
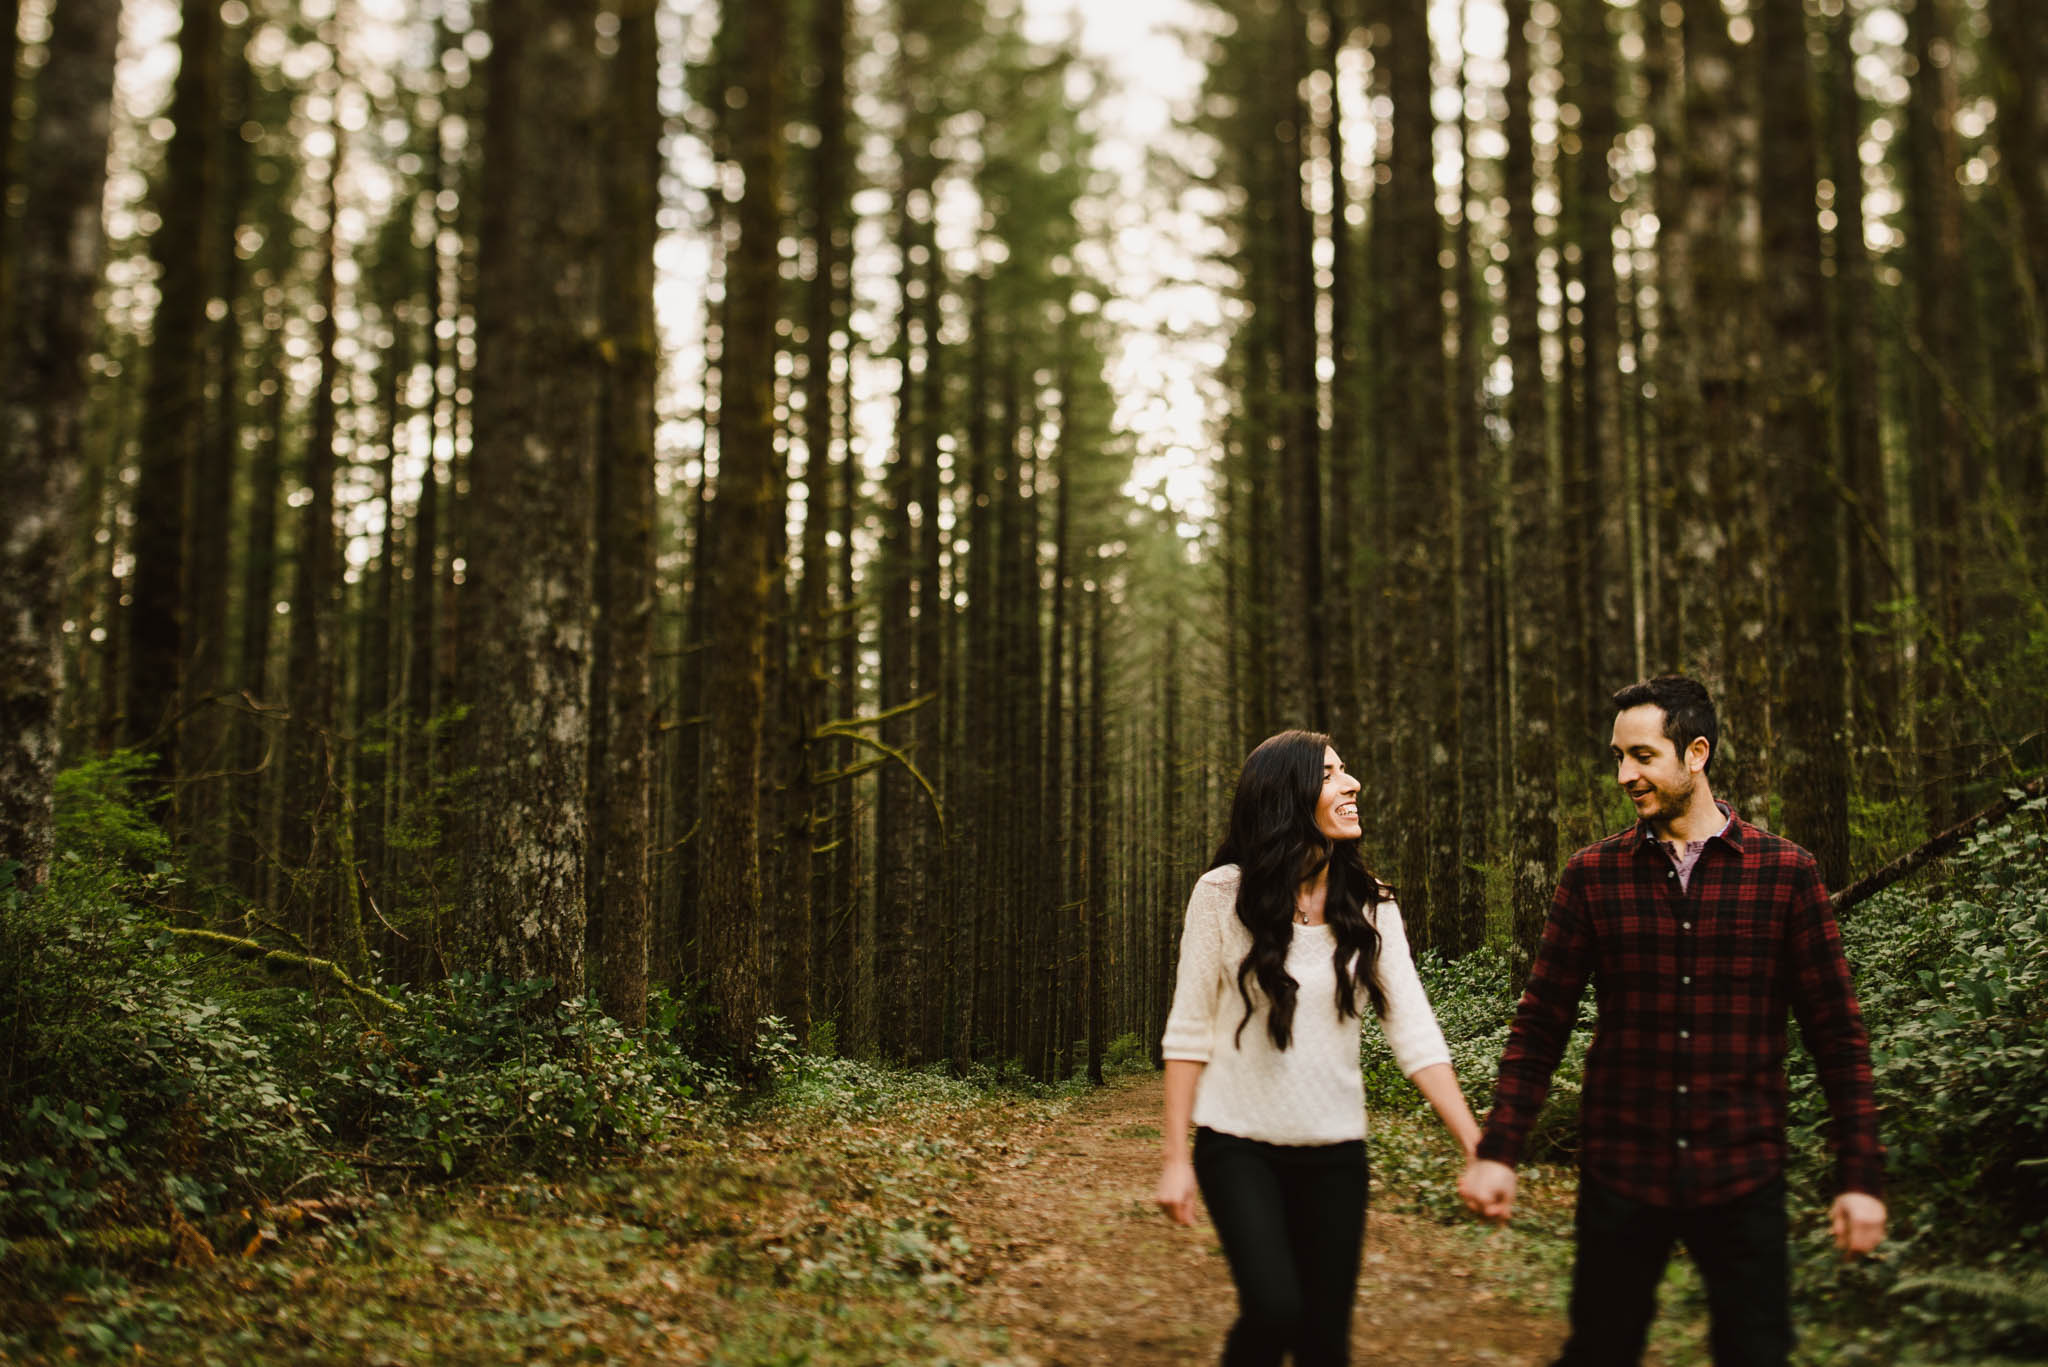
{"left": 1610, "top": 704, "right": 1701, "bottom": 825}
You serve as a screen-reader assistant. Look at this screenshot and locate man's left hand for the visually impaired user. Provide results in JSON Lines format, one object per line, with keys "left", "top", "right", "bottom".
{"left": 1829, "top": 1192, "right": 1886, "bottom": 1257}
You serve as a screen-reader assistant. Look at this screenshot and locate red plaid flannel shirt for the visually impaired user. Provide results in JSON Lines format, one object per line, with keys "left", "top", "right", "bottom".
{"left": 1477, "top": 808, "right": 1885, "bottom": 1208}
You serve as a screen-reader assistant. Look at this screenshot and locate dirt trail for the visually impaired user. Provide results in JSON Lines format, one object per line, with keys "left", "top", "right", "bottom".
{"left": 955, "top": 1073, "right": 1568, "bottom": 1366}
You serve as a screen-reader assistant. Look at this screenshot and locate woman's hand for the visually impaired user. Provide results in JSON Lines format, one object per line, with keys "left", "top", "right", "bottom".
{"left": 1158, "top": 1059, "right": 1205, "bottom": 1225}
{"left": 1156, "top": 1158, "right": 1199, "bottom": 1225}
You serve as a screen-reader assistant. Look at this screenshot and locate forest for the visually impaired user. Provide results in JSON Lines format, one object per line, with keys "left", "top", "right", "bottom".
{"left": 1, "top": 0, "right": 2045, "bottom": 1360}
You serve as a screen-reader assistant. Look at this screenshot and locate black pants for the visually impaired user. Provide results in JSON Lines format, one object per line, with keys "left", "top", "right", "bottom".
{"left": 1192, "top": 1126, "right": 1369, "bottom": 1367}
{"left": 1556, "top": 1173, "right": 1792, "bottom": 1367}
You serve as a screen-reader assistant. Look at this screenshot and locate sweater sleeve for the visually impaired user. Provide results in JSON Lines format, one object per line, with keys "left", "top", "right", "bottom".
{"left": 1371, "top": 898, "right": 1453, "bottom": 1077}
{"left": 1161, "top": 873, "right": 1230, "bottom": 1063}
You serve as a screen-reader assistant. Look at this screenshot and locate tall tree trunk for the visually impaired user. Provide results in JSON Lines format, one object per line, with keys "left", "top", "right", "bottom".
{"left": 0, "top": 0, "right": 20, "bottom": 365}
{"left": 1085, "top": 570, "right": 1107, "bottom": 1087}
{"left": 463, "top": 0, "right": 606, "bottom": 998}
{"left": 1323, "top": 0, "right": 1362, "bottom": 743}
{"left": 1043, "top": 347, "right": 1072, "bottom": 1079}
{"left": 1985, "top": 0, "right": 2047, "bottom": 579}
{"left": 590, "top": 0, "right": 659, "bottom": 1030}
{"left": 695, "top": 0, "right": 786, "bottom": 1058}
{"left": 1826, "top": 6, "right": 1894, "bottom": 765}
{"left": 177, "top": 21, "right": 254, "bottom": 890}
{"left": 1572, "top": 0, "right": 1624, "bottom": 733}
{"left": 282, "top": 137, "right": 349, "bottom": 965}
{"left": 1903, "top": 0, "right": 1970, "bottom": 828}
{"left": 912, "top": 206, "right": 948, "bottom": 1063}
{"left": 1382, "top": 0, "right": 1450, "bottom": 941}
{"left": 1502, "top": 0, "right": 1557, "bottom": 982}
{"left": 124, "top": 0, "right": 223, "bottom": 789}
{"left": 1277, "top": 0, "right": 1326, "bottom": 728}
{"left": 1648, "top": 3, "right": 1714, "bottom": 678}
{"left": 1452, "top": 5, "right": 1492, "bottom": 955}
{"left": 1758, "top": 0, "right": 1848, "bottom": 885}
{"left": 354, "top": 270, "right": 408, "bottom": 932}
{"left": 1685, "top": 1, "right": 1768, "bottom": 817}
{"left": 875, "top": 133, "right": 932, "bottom": 1062}
{"left": 0, "top": 0, "right": 121, "bottom": 889}
{"left": 229, "top": 347, "right": 286, "bottom": 905}
{"left": 797, "top": 0, "right": 849, "bottom": 1045}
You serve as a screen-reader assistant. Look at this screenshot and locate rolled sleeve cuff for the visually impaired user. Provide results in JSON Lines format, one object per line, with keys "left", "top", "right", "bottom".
{"left": 1837, "top": 1155, "right": 1885, "bottom": 1200}
{"left": 1475, "top": 1126, "right": 1521, "bottom": 1168}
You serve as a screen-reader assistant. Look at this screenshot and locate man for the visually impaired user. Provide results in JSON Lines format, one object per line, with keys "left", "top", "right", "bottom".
{"left": 1459, "top": 674, "right": 1885, "bottom": 1366}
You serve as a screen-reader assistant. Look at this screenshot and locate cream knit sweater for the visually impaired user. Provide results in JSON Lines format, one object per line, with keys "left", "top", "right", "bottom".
{"left": 1160, "top": 863, "right": 1452, "bottom": 1145}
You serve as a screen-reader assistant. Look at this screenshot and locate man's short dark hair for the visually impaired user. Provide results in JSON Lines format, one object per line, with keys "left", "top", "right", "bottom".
{"left": 1611, "top": 674, "right": 1718, "bottom": 775}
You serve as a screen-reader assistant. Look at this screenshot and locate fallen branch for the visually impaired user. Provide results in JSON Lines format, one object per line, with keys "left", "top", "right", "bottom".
{"left": 1832, "top": 775, "right": 2048, "bottom": 915}
{"left": 158, "top": 926, "right": 405, "bottom": 1012}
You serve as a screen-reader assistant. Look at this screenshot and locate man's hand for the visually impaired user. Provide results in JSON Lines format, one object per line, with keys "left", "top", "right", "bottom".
{"left": 1459, "top": 1158, "right": 1517, "bottom": 1223}
{"left": 1156, "top": 1159, "right": 1198, "bottom": 1226}
{"left": 1829, "top": 1192, "right": 1886, "bottom": 1257}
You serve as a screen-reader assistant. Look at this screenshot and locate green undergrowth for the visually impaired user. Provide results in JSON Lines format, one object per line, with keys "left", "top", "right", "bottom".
{"left": 1361, "top": 792, "right": 2048, "bottom": 1365}
{"left": 0, "top": 755, "right": 1089, "bottom": 1361}
{"left": 1, "top": 1025, "right": 1078, "bottom": 1362}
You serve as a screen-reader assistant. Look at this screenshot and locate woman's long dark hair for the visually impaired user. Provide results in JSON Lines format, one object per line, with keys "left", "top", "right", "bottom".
{"left": 1209, "top": 729, "right": 1389, "bottom": 1050}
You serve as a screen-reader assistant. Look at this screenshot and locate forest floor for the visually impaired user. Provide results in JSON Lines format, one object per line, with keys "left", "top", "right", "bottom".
{"left": 23, "top": 1070, "right": 1717, "bottom": 1365}
{"left": 943, "top": 1072, "right": 1579, "bottom": 1366}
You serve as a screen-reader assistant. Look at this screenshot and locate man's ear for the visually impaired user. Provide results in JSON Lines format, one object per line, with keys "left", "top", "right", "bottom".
{"left": 1687, "top": 737, "right": 1710, "bottom": 774}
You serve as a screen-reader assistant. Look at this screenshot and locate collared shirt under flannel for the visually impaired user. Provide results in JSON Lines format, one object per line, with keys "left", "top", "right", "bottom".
{"left": 1646, "top": 810, "right": 1731, "bottom": 893}
{"left": 1477, "top": 809, "right": 1885, "bottom": 1209}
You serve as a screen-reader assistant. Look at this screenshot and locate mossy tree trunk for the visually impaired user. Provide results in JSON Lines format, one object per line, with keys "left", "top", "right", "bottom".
{"left": 0, "top": 0, "right": 121, "bottom": 890}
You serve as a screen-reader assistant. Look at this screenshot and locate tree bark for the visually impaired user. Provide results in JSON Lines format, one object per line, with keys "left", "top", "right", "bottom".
{"left": 1382, "top": 0, "right": 1451, "bottom": 943}
{"left": 463, "top": 0, "right": 607, "bottom": 999}
{"left": 1757, "top": 0, "right": 1849, "bottom": 885}
{"left": 125, "top": 0, "right": 223, "bottom": 787}
{"left": 1502, "top": 0, "right": 1558, "bottom": 983}
{"left": 281, "top": 135, "right": 349, "bottom": 966}
{"left": 589, "top": 0, "right": 659, "bottom": 1031}
{"left": 0, "top": 0, "right": 121, "bottom": 889}
{"left": 178, "top": 21, "right": 254, "bottom": 887}
{"left": 1826, "top": 6, "right": 1895, "bottom": 762}
{"left": 1903, "top": 0, "right": 1971, "bottom": 829}
{"left": 1685, "top": 2, "right": 1768, "bottom": 819}
{"left": 695, "top": 0, "right": 787, "bottom": 1060}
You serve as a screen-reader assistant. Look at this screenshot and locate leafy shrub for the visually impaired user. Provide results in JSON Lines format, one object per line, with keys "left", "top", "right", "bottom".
{"left": 0, "top": 756, "right": 325, "bottom": 1251}
{"left": 1103, "top": 1030, "right": 1151, "bottom": 1076}
{"left": 1782, "top": 795, "right": 2048, "bottom": 1360}
{"left": 315, "top": 974, "right": 698, "bottom": 1178}
{"left": 1361, "top": 944, "right": 1593, "bottom": 1160}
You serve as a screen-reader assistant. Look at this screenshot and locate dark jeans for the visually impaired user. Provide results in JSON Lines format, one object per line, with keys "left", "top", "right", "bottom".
{"left": 1192, "top": 1126, "right": 1369, "bottom": 1367}
{"left": 1556, "top": 1172, "right": 1792, "bottom": 1367}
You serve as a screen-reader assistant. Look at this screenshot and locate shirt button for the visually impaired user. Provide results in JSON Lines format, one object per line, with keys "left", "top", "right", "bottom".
{"left": 1679, "top": 1029, "right": 1691, "bottom": 1040}
{"left": 1677, "top": 1137, "right": 1689, "bottom": 1150}
{"left": 1678, "top": 1084, "right": 1689, "bottom": 1095}
{"left": 1682, "top": 975, "right": 1692, "bottom": 986}
{"left": 1682, "top": 921, "right": 1693, "bottom": 931}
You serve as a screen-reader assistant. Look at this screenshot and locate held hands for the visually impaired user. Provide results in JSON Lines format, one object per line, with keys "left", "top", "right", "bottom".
{"left": 1830, "top": 1191, "right": 1886, "bottom": 1257}
{"left": 1458, "top": 1158, "right": 1517, "bottom": 1224}
{"left": 1155, "top": 1159, "right": 1199, "bottom": 1226}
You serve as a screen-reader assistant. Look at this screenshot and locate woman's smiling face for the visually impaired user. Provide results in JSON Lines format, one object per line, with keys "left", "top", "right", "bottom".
{"left": 1313, "top": 747, "right": 1362, "bottom": 841}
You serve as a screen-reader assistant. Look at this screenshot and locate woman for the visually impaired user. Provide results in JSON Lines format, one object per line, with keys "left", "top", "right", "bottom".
{"left": 1155, "top": 729, "right": 1481, "bottom": 1366}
